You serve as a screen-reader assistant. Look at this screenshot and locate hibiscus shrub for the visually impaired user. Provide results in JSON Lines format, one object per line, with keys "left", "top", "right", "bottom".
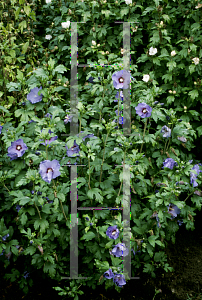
{"left": 1, "top": 0, "right": 202, "bottom": 298}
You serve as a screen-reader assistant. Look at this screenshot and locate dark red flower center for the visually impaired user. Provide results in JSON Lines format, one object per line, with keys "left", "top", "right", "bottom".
{"left": 119, "top": 77, "right": 124, "bottom": 83}
{"left": 16, "top": 145, "right": 22, "bottom": 151}
{"left": 46, "top": 168, "right": 53, "bottom": 173}
{"left": 142, "top": 108, "right": 147, "bottom": 113}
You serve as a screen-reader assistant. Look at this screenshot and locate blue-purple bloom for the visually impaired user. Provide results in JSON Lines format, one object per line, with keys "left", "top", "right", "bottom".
{"left": 7, "top": 139, "right": 28, "bottom": 161}
{"left": 103, "top": 268, "right": 114, "bottom": 279}
{"left": 39, "top": 129, "right": 58, "bottom": 146}
{"left": 28, "top": 120, "right": 36, "bottom": 124}
{"left": 111, "top": 243, "right": 129, "bottom": 257}
{"left": 39, "top": 160, "right": 61, "bottom": 183}
{"left": 162, "top": 158, "right": 178, "bottom": 170}
{"left": 112, "top": 69, "right": 131, "bottom": 89}
{"left": 45, "top": 113, "right": 52, "bottom": 119}
{"left": 106, "top": 225, "right": 119, "bottom": 240}
{"left": 23, "top": 271, "right": 30, "bottom": 279}
{"left": 167, "top": 203, "right": 180, "bottom": 219}
{"left": 135, "top": 103, "right": 152, "bottom": 118}
{"left": 88, "top": 76, "right": 101, "bottom": 83}
{"left": 113, "top": 273, "right": 126, "bottom": 287}
{"left": 16, "top": 205, "right": 22, "bottom": 212}
{"left": 114, "top": 90, "right": 124, "bottom": 102}
{"left": 65, "top": 140, "right": 80, "bottom": 157}
{"left": 27, "top": 87, "right": 43, "bottom": 104}
{"left": 64, "top": 114, "right": 73, "bottom": 124}
{"left": 161, "top": 125, "right": 171, "bottom": 138}
{"left": 113, "top": 110, "right": 126, "bottom": 125}
{"left": 0, "top": 126, "right": 3, "bottom": 134}
{"left": 190, "top": 164, "right": 202, "bottom": 187}
{"left": 2, "top": 234, "right": 9, "bottom": 242}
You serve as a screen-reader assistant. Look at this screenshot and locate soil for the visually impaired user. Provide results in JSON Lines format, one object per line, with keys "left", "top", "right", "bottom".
{"left": 1, "top": 209, "right": 202, "bottom": 300}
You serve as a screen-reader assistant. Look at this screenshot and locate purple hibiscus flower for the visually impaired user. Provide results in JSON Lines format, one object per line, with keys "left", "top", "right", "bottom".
{"left": 110, "top": 243, "right": 129, "bottom": 257}
{"left": 7, "top": 139, "right": 28, "bottom": 161}
{"left": 103, "top": 268, "right": 114, "bottom": 279}
{"left": 135, "top": 103, "right": 152, "bottom": 118}
{"left": 162, "top": 158, "right": 178, "bottom": 170}
{"left": 190, "top": 164, "right": 202, "bottom": 187}
{"left": 65, "top": 140, "right": 80, "bottom": 157}
{"left": 114, "top": 90, "right": 124, "bottom": 102}
{"left": 64, "top": 114, "right": 73, "bottom": 124}
{"left": 161, "top": 125, "right": 171, "bottom": 138}
{"left": 27, "top": 87, "right": 43, "bottom": 104}
{"left": 167, "top": 203, "right": 181, "bottom": 219}
{"left": 39, "top": 160, "right": 61, "bottom": 183}
{"left": 113, "top": 273, "right": 126, "bottom": 288}
{"left": 106, "top": 225, "right": 119, "bottom": 240}
{"left": 2, "top": 234, "right": 9, "bottom": 242}
{"left": 39, "top": 129, "right": 58, "bottom": 146}
{"left": 112, "top": 69, "right": 131, "bottom": 89}
{"left": 23, "top": 271, "right": 30, "bottom": 279}
{"left": 0, "top": 126, "right": 3, "bottom": 134}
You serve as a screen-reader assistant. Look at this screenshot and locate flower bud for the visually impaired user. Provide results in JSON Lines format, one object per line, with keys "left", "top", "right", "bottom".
{"left": 173, "top": 90, "right": 176, "bottom": 94}
{"left": 169, "top": 90, "right": 172, "bottom": 94}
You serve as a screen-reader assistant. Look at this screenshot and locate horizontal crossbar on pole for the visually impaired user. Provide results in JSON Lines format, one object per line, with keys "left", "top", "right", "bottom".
{"left": 78, "top": 207, "right": 123, "bottom": 210}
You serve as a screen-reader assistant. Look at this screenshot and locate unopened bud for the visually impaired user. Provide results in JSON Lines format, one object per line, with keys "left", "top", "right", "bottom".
{"left": 173, "top": 90, "right": 176, "bottom": 94}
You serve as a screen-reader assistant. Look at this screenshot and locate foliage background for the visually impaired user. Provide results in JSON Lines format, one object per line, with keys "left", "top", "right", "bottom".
{"left": 0, "top": 0, "right": 202, "bottom": 298}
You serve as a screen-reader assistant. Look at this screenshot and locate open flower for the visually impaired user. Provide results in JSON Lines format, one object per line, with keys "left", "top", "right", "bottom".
{"left": 45, "top": 35, "right": 52, "bottom": 40}
{"left": 142, "top": 74, "right": 150, "bottom": 82}
{"left": 64, "top": 114, "right": 73, "bottom": 124}
{"left": 61, "top": 21, "right": 70, "bottom": 28}
{"left": 111, "top": 243, "right": 129, "bottom": 257}
{"left": 135, "top": 103, "right": 152, "bottom": 118}
{"left": 167, "top": 203, "right": 181, "bottom": 219}
{"left": 190, "top": 164, "right": 202, "bottom": 187}
{"left": 162, "top": 158, "right": 178, "bottom": 170}
{"left": 125, "top": 0, "right": 132, "bottom": 4}
{"left": 192, "top": 57, "right": 199, "bottom": 65}
{"left": 27, "top": 87, "right": 43, "bottom": 104}
{"left": 149, "top": 47, "right": 157, "bottom": 56}
{"left": 103, "top": 268, "right": 114, "bottom": 279}
{"left": 39, "top": 129, "right": 58, "bottom": 146}
{"left": 113, "top": 274, "right": 126, "bottom": 287}
{"left": 161, "top": 125, "right": 171, "bottom": 138}
{"left": 171, "top": 50, "right": 176, "bottom": 56}
{"left": 65, "top": 140, "right": 80, "bottom": 157}
{"left": 39, "top": 160, "right": 61, "bottom": 183}
{"left": 112, "top": 69, "right": 131, "bottom": 89}
{"left": 106, "top": 225, "right": 119, "bottom": 240}
{"left": 7, "top": 139, "right": 28, "bottom": 161}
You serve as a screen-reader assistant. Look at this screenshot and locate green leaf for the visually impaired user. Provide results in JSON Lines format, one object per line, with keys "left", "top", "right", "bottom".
{"left": 80, "top": 231, "right": 96, "bottom": 241}
{"left": 24, "top": 246, "right": 36, "bottom": 255}
{"left": 34, "top": 219, "right": 49, "bottom": 233}
{"left": 43, "top": 262, "right": 56, "bottom": 277}
{"left": 148, "top": 235, "right": 156, "bottom": 247}
{"left": 22, "top": 41, "right": 29, "bottom": 54}
{"left": 188, "top": 89, "right": 199, "bottom": 100}
{"left": 57, "top": 192, "right": 65, "bottom": 202}
{"left": 167, "top": 61, "right": 176, "bottom": 71}
{"left": 42, "top": 204, "right": 51, "bottom": 214}
{"left": 189, "top": 64, "right": 195, "bottom": 75}
{"left": 21, "top": 213, "right": 28, "bottom": 225}
{"left": 52, "top": 64, "right": 67, "bottom": 76}
{"left": 0, "top": 105, "right": 10, "bottom": 114}
{"left": 87, "top": 188, "right": 103, "bottom": 204}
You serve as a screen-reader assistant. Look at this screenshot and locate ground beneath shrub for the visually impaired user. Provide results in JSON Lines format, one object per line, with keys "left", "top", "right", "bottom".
{"left": 1, "top": 209, "right": 202, "bottom": 300}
